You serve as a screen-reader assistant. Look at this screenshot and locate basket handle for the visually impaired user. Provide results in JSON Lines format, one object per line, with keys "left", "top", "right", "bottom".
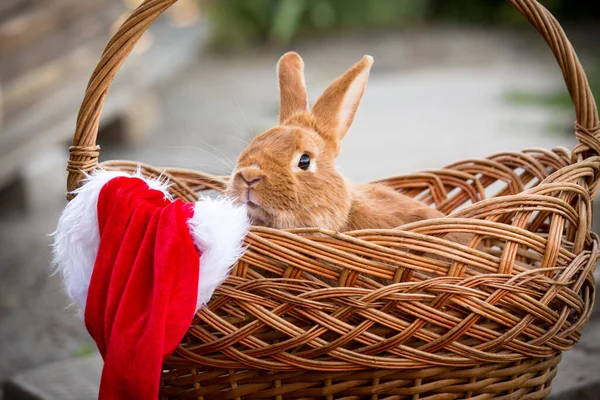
{"left": 66, "top": 0, "right": 599, "bottom": 195}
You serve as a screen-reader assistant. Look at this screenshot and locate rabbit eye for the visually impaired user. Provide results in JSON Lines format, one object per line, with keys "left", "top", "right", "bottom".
{"left": 298, "top": 153, "right": 310, "bottom": 171}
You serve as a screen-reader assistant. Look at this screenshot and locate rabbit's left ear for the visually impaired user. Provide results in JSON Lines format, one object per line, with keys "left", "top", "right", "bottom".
{"left": 311, "top": 55, "right": 373, "bottom": 147}
{"left": 277, "top": 52, "right": 308, "bottom": 124}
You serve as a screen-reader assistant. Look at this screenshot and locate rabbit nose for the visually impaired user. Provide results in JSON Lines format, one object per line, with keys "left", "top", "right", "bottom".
{"left": 238, "top": 168, "right": 263, "bottom": 187}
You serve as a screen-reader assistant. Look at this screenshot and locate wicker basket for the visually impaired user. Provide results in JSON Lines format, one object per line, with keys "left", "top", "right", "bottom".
{"left": 66, "top": 0, "right": 598, "bottom": 398}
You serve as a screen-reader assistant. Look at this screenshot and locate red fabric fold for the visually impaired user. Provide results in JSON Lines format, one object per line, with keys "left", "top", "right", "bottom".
{"left": 85, "top": 176, "right": 199, "bottom": 400}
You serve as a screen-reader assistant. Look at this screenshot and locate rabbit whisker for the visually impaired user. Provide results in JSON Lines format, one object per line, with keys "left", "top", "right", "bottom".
{"left": 166, "top": 144, "right": 234, "bottom": 170}
{"left": 188, "top": 133, "right": 237, "bottom": 168}
{"left": 232, "top": 97, "right": 254, "bottom": 136}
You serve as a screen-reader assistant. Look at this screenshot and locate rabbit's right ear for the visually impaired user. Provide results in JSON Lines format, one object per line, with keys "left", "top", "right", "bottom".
{"left": 310, "top": 55, "right": 373, "bottom": 151}
{"left": 277, "top": 52, "right": 308, "bottom": 124}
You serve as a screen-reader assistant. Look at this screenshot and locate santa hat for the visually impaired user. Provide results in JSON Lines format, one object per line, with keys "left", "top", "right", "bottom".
{"left": 52, "top": 169, "right": 249, "bottom": 400}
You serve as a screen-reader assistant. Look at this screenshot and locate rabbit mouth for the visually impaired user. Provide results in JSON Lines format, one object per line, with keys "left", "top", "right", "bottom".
{"left": 246, "top": 201, "right": 260, "bottom": 211}
{"left": 246, "top": 189, "right": 264, "bottom": 210}
{"left": 246, "top": 199, "right": 265, "bottom": 217}
{"left": 233, "top": 186, "right": 274, "bottom": 225}
{"left": 246, "top": 202, "right": 272, "bottom": 227}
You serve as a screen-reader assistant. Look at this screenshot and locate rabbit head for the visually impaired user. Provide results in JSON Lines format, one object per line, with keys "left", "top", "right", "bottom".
{"left": 226, "top": 52, "right": 373, "bottom": 230}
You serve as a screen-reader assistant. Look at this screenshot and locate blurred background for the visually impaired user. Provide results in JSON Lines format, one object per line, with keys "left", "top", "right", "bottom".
{"left": 0, "top": 0, "right": 599, "bottom": 398}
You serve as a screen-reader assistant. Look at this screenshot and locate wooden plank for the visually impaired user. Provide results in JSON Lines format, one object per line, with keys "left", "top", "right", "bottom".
{"left": 0, "top": 0, "right": 95, "bottom": 49}
{"left": 1, "top": 43, "right": 106, "bottom": 126}
{"left": 0, "top": 0, "right": 37, "bottom": 22}
{"left": 0, "top": 64, "right": 144, "bottom": 189}
{"left": 0, "top": 0, "right": 123, "bottom": 82}
{"left": 0, "top": 20, "right": 207, "bottom": 189}
{"left": 0, "top": 2, "right": 124, "bottom": 116}
{"left": 0, "top": 7, "right": 62, "bottom": 54}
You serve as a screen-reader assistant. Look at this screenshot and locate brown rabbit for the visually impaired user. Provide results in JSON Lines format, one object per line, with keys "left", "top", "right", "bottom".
{"left": 226, "top": 52, "right": 458, "bottom": 234}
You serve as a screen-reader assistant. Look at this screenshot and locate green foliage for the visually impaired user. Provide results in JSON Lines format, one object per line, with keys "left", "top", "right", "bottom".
{"left": 504, "top": 89, "right": 574, "bottom": 109}
{"left": 429, "top": 0, "right": 599, "bottom": 24}
{"left": 505, "top": 54, "right": 600, "bottom": 110}
{"left": 74, "top": 343, "right": 95, "bottom": 357}
{"left": 504, "top": 53, "right": 600, "bottom": 136}
{"left": 199, "top": 0, "right": 431, "bottom": 48}
{"left": 199, "top": 0, "right": 599, "bottom": 49}
{"left": 429, "top": 1, "right": 520, "bottom": 24}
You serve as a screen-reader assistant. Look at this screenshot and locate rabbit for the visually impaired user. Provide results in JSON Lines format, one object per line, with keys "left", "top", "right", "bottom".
{"left": 226, "top": 52, "right": 464, "bottom": 238}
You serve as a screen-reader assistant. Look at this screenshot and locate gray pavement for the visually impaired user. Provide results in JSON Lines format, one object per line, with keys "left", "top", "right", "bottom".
{"left": 0, "top": 26, "right": 596, "bottom": 399}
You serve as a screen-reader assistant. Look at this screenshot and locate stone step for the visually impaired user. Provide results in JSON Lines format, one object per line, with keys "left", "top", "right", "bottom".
{"left": 2, "top": 355, "right": 102, "bottom": 400}
{"left": 549, "top": 318, "right": 600, "bottom": 399}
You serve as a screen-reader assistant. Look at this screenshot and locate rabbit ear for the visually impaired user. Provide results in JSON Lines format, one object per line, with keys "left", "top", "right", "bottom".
{"left": 311, "top": 55, "right": 373, "bottom": 145}
{"left": 277, "top": 52, "right": 308, "bottom": 124}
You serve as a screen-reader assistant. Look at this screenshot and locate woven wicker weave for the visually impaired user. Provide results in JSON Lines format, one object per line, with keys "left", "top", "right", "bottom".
{"left": 66, "top": 0, "right": 598, "bottom": 398}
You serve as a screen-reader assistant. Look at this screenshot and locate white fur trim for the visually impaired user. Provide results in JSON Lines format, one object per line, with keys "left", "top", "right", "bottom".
{"left": 52, "top": 169, "right": 171, "bottom": 317}
{"left": 52, "top": 170, "right": 127, "bottom": 317}
{"left": 188, "top": 198, "right": 249, "bottom": 309}
{"left": 52, "top": 168, "right": 248, "bottom": 317}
